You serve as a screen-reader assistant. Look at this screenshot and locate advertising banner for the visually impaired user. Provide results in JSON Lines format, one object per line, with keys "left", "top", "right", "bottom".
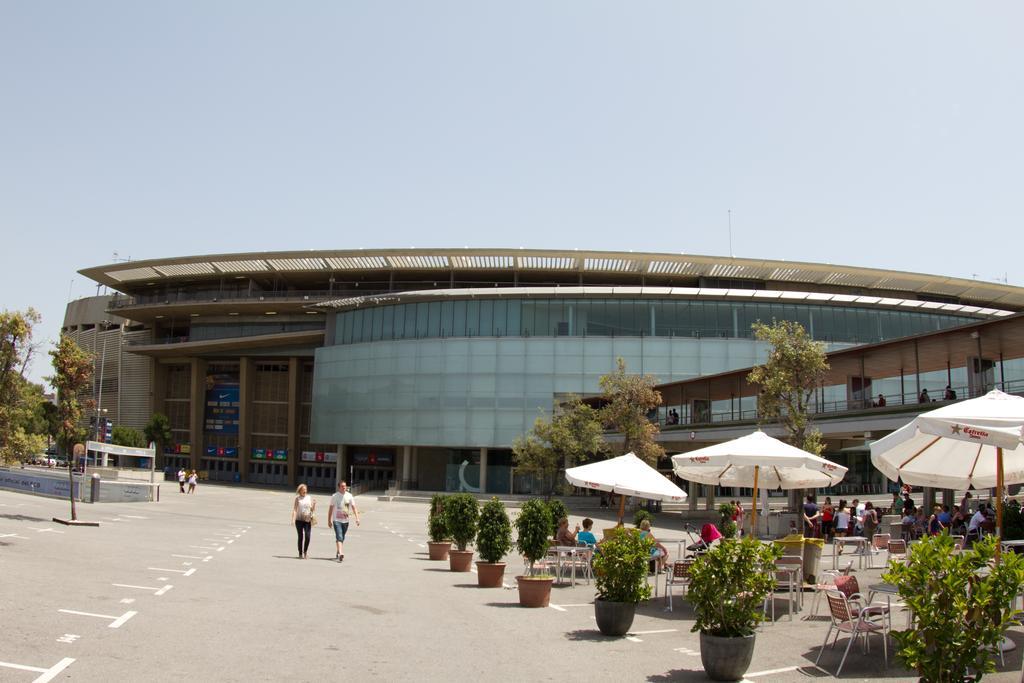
{"left": 300, "top": 451, "right": 339, "bottom": 463}
{"left": 0, "top": 470, "right": 80, "bottom": 499}
{"left": 204, "top": 372, "right": 240, "bottom": 434}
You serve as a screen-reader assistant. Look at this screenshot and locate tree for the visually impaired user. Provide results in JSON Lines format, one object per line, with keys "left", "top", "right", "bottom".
{"left": 0, "top": 309, "right": 42, "bottom": 463}
{"left": 49, "top": 336, "right": 93, "bottom": 521}
{"left": 747, "top": 320, "right": 829, "bottom": 507}
{"left": 112, "top": 426, "right": 146, "bottom": 448}
{"left": 598, "top": 357, "right": 665, "bottom": 466}
{"left": 144, "top": 413, "right": 172, "bottom": 464}
{"left": 512, "top": 396, "right": 605, "bottom": 497}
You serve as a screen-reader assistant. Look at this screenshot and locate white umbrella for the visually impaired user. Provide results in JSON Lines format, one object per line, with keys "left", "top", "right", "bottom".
{"left": 870, "top": 389, "right": 1024, "bottom": 540}
{"left": 564, "top": 452, "right": 687, "bottom": 524}
{"left": 671, "top": 430, "right": 848, "bottom": 535}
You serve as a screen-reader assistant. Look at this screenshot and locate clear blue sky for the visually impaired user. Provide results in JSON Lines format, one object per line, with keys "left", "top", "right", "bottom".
{"left": 2, "top": 2, "right": 1021, "bottom": 386}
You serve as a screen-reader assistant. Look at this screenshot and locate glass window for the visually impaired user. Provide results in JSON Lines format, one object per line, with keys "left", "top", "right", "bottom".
{"left": 427, "top": 302, "right": 441, "bottom": 338}
{"left": 533, "top": 302, "right": 550, "bottom": 337}
{"left": 416, "top": 303, "right": 429, "bottom": 338}
{"left": 350, "top": 309, "right": 364, "bottom": 344}
{"left": 467, "top": 300, "right": 480, "bottom": 336}
{"left": 493, "top": 300, "right": 507, "bottom": 336}
{"left": 452, "top": 300, "right": 467, "bottom": 337}
{"left": 440, "top": 300, "right": 454, "bottom": 337}
{"left": 382, "top": 306, "right": 394, "bottom": 341}
{"left": 479, "top": 300, "right": 494, "bottom": 336}
{"left": 520, "top": 301, "right": 534, "bottom": 336}
{"left": 403, "top": 304, "right": 417, "bottom": 340}
{"left": 506, "top": 300, "right": 521, "bottom": 336}
{"left": 371, "top": 306, "right": 383, "bottom": 341}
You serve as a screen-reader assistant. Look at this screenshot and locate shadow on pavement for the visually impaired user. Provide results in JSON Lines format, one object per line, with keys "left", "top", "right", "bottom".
{"left": 564, "top": 629, "right": 617, "bottom": 642}
{"left": 646, "top": 669, "right": 714, "bottom": 682}
{"left": 483, "top": 602, "right": 524, "bottom": 609}
{"left": 0, "top": 513, "right": 47, "bottom": 522}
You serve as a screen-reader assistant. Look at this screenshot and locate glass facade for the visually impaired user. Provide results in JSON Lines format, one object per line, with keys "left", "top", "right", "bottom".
{"left": 334, "top": 299, "right": 977, "bottom": 346}
{"left": 311, "top": 336, "right": 787, "bottom": 449}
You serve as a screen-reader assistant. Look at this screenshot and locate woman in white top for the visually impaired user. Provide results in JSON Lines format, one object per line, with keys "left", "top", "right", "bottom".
{"left": 834, "top": 501, "right": 851, "bottom": 554}
{"left": 291, "top": 484, "right": 316, "bottom": 559}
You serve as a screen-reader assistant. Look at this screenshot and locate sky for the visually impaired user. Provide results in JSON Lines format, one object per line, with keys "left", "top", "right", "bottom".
{"left": 2, "top": 2, "right": 1021, "bottom": 386}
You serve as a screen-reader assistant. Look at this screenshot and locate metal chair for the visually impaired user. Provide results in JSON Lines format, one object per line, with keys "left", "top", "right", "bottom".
{"left": 815, "top": 590, "right": 889, "bottom": 676}
{"left": 768, "top": 556, "right": 803, "bottom": 621}
{"left": 808, "top": 560, "right": 854, "bottom": 619}
{"left": 663, "top": 559, "right": 695, "bottom": 612}
{"left": 887, "top": 538, "right": 908, "bottom": 564}
{"left": 869, "top": 533, "right": 891, "bottom": 568}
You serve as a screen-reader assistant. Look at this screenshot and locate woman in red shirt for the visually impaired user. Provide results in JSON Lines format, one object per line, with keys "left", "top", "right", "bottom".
{"left": 821, "top": 496, "right": 835, "bottom": 542}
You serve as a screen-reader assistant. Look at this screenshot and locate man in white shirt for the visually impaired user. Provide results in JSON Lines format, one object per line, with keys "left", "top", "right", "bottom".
{"left": 177, "top": 468, "right": 186, "bottom": 493}
{"left": 853, "top": 499, "right": 865, "bottom": 535}
{"left": 328, "top": 481, "right": 360, "bottom": 562}
{"left": 968, "top": 505, "right": 988, "bottom": 534}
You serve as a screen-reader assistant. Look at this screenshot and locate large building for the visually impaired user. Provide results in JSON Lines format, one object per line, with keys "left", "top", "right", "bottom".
{"left": 65, "top": 248, "right": 1024, "bottom": 493}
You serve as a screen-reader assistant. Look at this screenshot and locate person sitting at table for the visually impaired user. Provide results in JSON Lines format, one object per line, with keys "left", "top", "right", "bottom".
{"left": 950, "top": 505, "right": 967, "bottom": 535}
{"left": 639, "top": 519, "right": 669, "bottom": 572}
{"left": 913, "top": 508, "right": 928, "bottom": 538}
{"left": 902, "top": 491, "right": 915, "bottom": 516}
{"left": 875, "top": 393, "right": 886, "bottom": 407}
{"left": 555, "top": 517, "right": 578, "bottom": 547}
{"left": 966, "top": 503, "right": 989, "bottom": 544}
{"left": 944, "top": 385, "right": 957, "bottom": 400}
{"left": 576, "top": 518, "right": 598, "bottom": 547}
{"left": 927, "top": 504, "right": 946, "bottom": 536}
{"left": 919, "top": 388, "right": 931, "bottom": 403}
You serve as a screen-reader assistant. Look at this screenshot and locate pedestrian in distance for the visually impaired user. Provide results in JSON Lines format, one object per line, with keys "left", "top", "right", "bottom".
{"left": 187, "top": 470, "right": 198, "bottom": 494}
{"left": 178, "top": 468, "right": 186, "bottom": 493}
{"left": 291, "top": 483, "right": 316, "bottom": 559}
{"left": 328, "top": 480, "right": 360, "bottom": 562}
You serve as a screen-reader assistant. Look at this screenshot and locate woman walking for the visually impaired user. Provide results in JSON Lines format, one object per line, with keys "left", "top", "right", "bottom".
{"left": 291, "top": 484, "right": 316, "bottom": 559}
{"left": 187, "top": 470, "right": 198, "bottom": 494}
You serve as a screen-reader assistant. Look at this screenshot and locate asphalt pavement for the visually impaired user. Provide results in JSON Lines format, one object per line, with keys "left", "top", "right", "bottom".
{"left": 1, "top": 484, "right": 1022, "bottom": 682}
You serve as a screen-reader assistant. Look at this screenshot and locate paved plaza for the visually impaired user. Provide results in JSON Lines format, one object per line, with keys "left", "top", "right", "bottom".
{"left": 1, "top": 484, "right": 1023, "bottom": 682}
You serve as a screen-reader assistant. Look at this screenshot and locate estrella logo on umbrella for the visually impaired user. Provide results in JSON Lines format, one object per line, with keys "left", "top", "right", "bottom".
{"left": 951, "top": 424, "right": 990, "bottom": 440}
{"left": 689, "top": 456, "right": 710, "bottom": 464}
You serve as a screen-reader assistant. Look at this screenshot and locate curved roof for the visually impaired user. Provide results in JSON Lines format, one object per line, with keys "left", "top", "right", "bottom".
{"left": 313, "top": 285, "right": 1014, "bottom": 318}
{"left": 79, "top": 247, "right": 1024, "bottom": 309}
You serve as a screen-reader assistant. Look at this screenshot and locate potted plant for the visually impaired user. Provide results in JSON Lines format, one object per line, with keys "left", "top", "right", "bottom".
{"left": 427, "top": 493, "right": 452, "bottom": 561}
{"left": 476, "top": 497, "right": 513, "bottom": 587}
{"left": 688, "top": 536, "right": 782, "bottom": 681}
{"left": 882, "top": 534, "right": 1024, "bottom": 681}
{"left": 515, "top": 498, "right": 554, "bottom": 607}
{"left": 592, "top": 526, "right": 653, "bottom": 635}
{"left": 444, "top": 492, "right": 480, "bottom": 572}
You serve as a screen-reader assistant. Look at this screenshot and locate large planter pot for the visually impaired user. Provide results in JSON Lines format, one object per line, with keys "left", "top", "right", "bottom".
{"left": 476, "top": 561, "right": 506, "bottom": 587}
{"left": 699, "top": 632, "right": 756, "bottom": 682}
{"left": 427, "top": 541, "right": 452, "bottom": 561}
{"left": 449, "top": 549, "right": 474, "bottom": 572}
{"left": 594, "top": 598, "right": 636, "bottom": 636}
{"left": 516, "top": 575, "right": 554, "bottom": 608}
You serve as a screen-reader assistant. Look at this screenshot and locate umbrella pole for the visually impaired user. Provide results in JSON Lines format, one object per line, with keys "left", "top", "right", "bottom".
{"left": 617, "top": 493, "right": 626, "bottom": 525}
{"left": 996, "top": 446, "right": 1004, "bottom": 561}
{"left": 751, "top": 465, "right": 759, "bottom": 540}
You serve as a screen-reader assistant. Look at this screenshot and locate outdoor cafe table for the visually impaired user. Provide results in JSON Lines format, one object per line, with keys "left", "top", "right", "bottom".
{"left": 833, "top": 536, "right": 870, "bottom": 570}
{"left": 548, "top": 546, "right": 585, "bottom": 587}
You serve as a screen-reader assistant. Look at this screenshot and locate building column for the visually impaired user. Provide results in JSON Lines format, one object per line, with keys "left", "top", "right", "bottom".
{"left": 151, "top": 359, "right": 168, "bottom": 467}
{"left": 336, "top": 444, "right": 348, "bottom": 487}
{"left": 705, "top": 485, "right": 716, "bottom": 511}
{"left": 942, "top": 489, "right": 954, "bottom": 510}
{"left": 479, "top": 447, "right": 488, "bottom": 494}
{"left": 410, "top": 446, "right": 418, "bottom": 488}
{"left": 189, "top": 359, "right": 208, "bottom": 471}
{"left": 924, "top": 487, "right": 936, "bottom": 512}
{"left": 401, "top": 445, "right": 412, "bottom": 490}
{"left": 688, "top": 482, "right": 698, "bottom": 512}
{"left": 238, "top": 358, "right": 254, "bottom": 483}
{"left": 286, "top": 357, "right": 300, "bottom": 489}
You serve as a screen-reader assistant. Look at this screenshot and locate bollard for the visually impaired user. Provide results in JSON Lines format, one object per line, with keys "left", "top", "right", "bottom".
{"left": 90, "top": 473, "right": 101, "bottom": 503}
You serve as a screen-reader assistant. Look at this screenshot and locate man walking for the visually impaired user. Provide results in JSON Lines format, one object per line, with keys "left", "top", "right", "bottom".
{"left": 178, "top": 468, "right": 186, "bottom": 493}
{"left": 328, "top": 481, "right": 360, "bottom": 562}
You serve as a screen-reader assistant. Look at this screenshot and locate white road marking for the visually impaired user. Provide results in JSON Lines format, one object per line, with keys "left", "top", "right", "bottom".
{"left": 122, "top": 515, "right": 147, "bottom": 519}
{"left": 216, "top": 546, "right": 225, "bottom": 552}
{"left": 35, "top": 655, "right": 75, "bottom": 683}
{"left": 120, "top": 599, "right": 135, "bottom": 604}
{"left": 0, "top": 532, "right": 29, "bottom": 539}
{"left": 227, "top": 539, "right": 234, "bottom": 544}
{"left": 673, "top": 646, "right": 699, "bottom": 656}
{"left": 55, "top": 634, "right": 80, "bottom": 644}
{"left": 58, "top": 609, "right": 137, "bottom": 628}
{"left": 147, "top": 567, "right": 195, "bottom": 576}
{"left": 182, "top": 562, "right": 193, "bottom": 566}
{"left": 626, "top": 636, "right": 643, "bottom": 642}
{"left": 33, "top": 527, "right": 64, "bottom": 534}
{"left": 106, "top": 518, "right": 123, "bottom": 522}
{"left": 157, "top": 577, "right": 168, "bottom": 581}
{"left": 113, "top": 583, "right": 174, "bottom": 596}
{"left": 172, "top": 553, "right": 212, "bottom": 562}
{"left": 744, "top": 665, "right": 827, "bottom": 678}
{"left": 548, "top": 604, "right": 567, "bottom": 612}
{"left": 629, "top": 629, "right": 678, "bottom": 635}
{"left": 418, "top": 543, "right": 426, "bottom": 548}
{"left": 189, "top": 545, "right": 218, "bottom": 550}
{"left": 0, "top": 656, "right": 75, "bottom": 683}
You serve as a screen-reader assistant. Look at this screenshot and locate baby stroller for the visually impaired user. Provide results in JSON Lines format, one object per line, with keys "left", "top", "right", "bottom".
{"left": 685, "top": 523, "right": 723, "bottom": 556}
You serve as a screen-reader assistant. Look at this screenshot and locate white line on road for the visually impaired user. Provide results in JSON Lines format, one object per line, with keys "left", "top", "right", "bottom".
{"left": 112, "top": 583, "right": 174, "bottom": 596}
{"left": 10, "top": 656, "right": 75, "bottom": 683}
{"left": 120, "top": 599, "right": 135, "bottom": 604}
{"left": 155, "top": 585, "right": 173, "bottom": 596}
{"left": 216, "top": 546, "right": 225, "bottom": 552}
{"left": 418, "top": 543, "right": 425, "bottom": 548}
{"left": 743, "top": 665, "right": 809, "bottom": 678}
{"left": 626, "top": 636, "right": 643, "bottom": 643}
{"left": 189, "top": 545, "right": 218, "bottom": 550}
{"left": 172, "top": 554, "right": 207, "bottom": 559}
{"left": 58, "top": 609, "right": 137, "bottom": 628}
{"left": 548, "top": 604, "right": 567, "bottom": 612}
{"left": 147, "top": 567, "right": 196, "bottom": 576}
{"left": 553, "top": 603, "right": 591, "bottom": 608}
{"left": 33, "top": 527, "right": 64, "bottom": 534}
{"left": 122, "top": 515, "right": 147, "bottom": 519}
{"left": 0, "top": 532, "right": 29, "bottom": 539}
{"left": 630, "top": 629, "right": 678, "bottom": 635}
